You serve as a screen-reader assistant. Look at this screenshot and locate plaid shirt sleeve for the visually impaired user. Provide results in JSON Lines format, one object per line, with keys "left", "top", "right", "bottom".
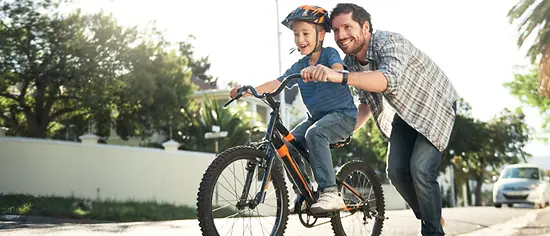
{"left": 377, "top": 33, "right": 413, "bottom": 96}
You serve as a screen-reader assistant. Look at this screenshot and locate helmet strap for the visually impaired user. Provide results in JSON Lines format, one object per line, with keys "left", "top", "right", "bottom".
{"left": 307, "top": 24, "right": 322, "bottom": 57}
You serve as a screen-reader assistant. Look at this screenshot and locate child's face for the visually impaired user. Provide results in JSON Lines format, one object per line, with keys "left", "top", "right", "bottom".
{"left": 292, "top": 21, "right": 325, "bottom": 56}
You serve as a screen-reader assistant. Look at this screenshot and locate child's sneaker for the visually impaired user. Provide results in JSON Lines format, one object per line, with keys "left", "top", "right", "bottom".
{"left": 310, "top": 191, "right": 346, "bottom": 213}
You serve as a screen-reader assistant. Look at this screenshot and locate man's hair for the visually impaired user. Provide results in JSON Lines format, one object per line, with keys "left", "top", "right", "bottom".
{"left": 330, "top": 3, "right": 373, "bottom": 33}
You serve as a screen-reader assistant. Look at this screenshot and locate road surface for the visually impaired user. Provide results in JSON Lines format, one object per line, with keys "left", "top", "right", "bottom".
{"left": 1, "top": 205, "right": 549, "bottom": 236}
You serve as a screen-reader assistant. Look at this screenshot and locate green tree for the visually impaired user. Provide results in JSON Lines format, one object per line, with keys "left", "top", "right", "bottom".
{"left": 113, "top": 44, "right": 198, "bottom": 141}
{"left": 444, "top": 99, "right": 531, "bottom": 205}
{"left": 449, "top": 108, "right": 531, "bottom": 206}
{"left": 508, "top": 0, "right": 550, "bottom": 96}
{"left": 0, "top": 0, "right": 124, "bottom": 137}
{"left": 504, "top": 67, "right": 550, "bottom": 132}
{"left": 0, "top": 0, "right": 198, "bottom": 140}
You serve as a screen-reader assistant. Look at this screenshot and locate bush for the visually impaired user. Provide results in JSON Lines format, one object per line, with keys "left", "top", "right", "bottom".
{"left": 0, "top": 194, "right": 197, "bottom": 222}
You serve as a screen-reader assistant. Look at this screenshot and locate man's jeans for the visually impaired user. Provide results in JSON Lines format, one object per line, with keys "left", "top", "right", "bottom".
{"left": 291, "top": 112, "right": 356, "bottom": 192}
{"left": 386, "top": 114, "right": 446, "bottom": 236}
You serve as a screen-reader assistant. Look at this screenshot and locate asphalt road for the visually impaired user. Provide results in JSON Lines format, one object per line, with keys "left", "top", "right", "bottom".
{"left": 0, "top": 205, "right": 544, "bottom": 236}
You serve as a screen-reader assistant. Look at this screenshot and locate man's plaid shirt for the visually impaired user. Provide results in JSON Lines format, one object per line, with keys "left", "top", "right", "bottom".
{"left": 344, "top": 30, "right": 459, "bottom": 152}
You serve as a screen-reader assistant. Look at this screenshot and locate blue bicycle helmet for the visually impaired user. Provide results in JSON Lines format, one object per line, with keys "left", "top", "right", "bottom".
{"left": 281, "top": 5, "right": 331, "bottom": 33}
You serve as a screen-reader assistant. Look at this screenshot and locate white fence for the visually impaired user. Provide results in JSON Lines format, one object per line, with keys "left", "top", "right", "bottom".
{"left": 0, "top": 136, "right": 407, "bottom": 210}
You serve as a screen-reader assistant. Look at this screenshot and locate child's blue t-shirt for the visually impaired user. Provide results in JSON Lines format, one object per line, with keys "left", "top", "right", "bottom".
{"left": 277, "top": 47, "right": 357, "bottom": 121}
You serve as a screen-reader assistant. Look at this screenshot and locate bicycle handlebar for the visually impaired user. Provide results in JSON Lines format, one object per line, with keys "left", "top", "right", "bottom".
{"left": 223, "top": 73, "right": 302, "bottom": 108}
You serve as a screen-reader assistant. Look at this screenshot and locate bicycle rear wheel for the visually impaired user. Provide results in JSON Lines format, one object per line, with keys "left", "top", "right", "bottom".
{"left": 330, "top": 160, "right": 386, "bottom": 236}
{"left": 197, "top": 146, "right": 289, "bottom": 236}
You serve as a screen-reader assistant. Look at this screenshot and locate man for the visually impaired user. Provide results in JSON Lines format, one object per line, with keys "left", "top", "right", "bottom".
{"left": 300, "top": 3, "right": 458, "bottom": 236}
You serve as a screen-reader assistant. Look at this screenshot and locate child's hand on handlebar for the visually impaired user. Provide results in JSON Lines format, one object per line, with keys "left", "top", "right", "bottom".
{"left": 229, "top": 85, "right": 242, "bottom": 98}
{"left": 230, "top": 85, "right": 252, "bottom": 98}
{"left": 301, "top": 65, "right": 340, "bottom": 83}
{"left": 300, "top": 66, "right": 315, "bottom": 82}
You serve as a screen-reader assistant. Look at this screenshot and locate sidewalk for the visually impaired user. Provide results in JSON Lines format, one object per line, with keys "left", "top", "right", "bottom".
{"left": 513, "top": 208, "right": 550, "bottom": 236}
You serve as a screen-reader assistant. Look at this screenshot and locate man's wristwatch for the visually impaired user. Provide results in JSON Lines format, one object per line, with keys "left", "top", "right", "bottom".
{"left": 339, "top": 70, "right": 349, "bottom": 85}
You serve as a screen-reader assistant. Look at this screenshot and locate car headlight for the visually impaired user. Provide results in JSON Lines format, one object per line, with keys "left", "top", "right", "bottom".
{"left": 530, "top": 184, "right": 537, "bottom": 190}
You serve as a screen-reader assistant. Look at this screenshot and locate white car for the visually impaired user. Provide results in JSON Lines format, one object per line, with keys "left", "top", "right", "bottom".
{"left": 492, "top": 164, "right": 550, "bottom": 208}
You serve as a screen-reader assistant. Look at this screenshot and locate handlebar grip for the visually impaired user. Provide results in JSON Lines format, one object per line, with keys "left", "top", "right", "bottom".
{"left": 223, "top": 92, "right": 244, "bottom": 108}
{"left": 223, "top": 98, "right": 236, "bottom": 108}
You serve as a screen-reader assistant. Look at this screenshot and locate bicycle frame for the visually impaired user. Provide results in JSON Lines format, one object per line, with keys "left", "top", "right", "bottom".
{"left": 226, "top": 73, "right": 366, "bottom": 213}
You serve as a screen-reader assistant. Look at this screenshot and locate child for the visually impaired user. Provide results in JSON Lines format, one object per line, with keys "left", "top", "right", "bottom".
{"left": 229, "top": 5, "right": 357, "bottom": 213}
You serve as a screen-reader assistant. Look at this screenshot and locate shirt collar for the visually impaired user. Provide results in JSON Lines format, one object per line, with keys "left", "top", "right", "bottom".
{"left": 365, "top": 32, "right": 375, "bottom": 62}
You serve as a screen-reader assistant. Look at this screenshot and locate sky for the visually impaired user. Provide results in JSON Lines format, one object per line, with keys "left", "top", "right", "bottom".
{"left": 70, "top": 0, "right": 548, "bottom": 157}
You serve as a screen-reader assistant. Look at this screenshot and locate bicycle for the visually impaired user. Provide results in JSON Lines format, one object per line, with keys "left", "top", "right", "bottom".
{"left": 196, "top": 73, "right": 387, "bottom": 236}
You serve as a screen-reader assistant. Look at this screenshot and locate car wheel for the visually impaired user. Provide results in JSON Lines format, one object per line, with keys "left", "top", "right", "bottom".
{"left": 507, "top": 203, "right": 514, "bottom": 208}
{"left": 494, "top": 203, "right": 502, "bottom": 208}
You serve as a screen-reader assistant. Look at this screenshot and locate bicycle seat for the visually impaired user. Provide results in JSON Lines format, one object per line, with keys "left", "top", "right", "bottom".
{"left": 329, "top": 135, "right": 352, "bottom": 149}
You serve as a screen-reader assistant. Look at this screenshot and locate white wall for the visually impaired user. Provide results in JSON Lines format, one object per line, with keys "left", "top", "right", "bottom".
{"left": 0, "top": 137, "right": 407, "bottom": 211}
{"left": 0, "top": 137, "right": 215, "bottom": 207}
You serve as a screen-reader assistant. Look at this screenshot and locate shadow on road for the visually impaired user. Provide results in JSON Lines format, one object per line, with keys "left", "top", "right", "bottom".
{"left": 0, "top": 216, "right": 188, "bottom": 232}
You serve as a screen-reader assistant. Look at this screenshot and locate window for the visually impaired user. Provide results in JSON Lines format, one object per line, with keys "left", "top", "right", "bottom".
{"left": 501, "top": 167, "right": 540, "bottom": 180}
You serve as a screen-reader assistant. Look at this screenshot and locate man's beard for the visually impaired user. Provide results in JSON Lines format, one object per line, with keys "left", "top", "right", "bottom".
{"left": 341, "top": 37, "right": 366, "bottom": 56}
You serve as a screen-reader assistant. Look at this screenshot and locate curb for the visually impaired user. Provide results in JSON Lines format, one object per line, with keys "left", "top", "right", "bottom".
{"left": 457, "top": 207, "right": 550, "bottom": 236}
{"left": 0, "top": 215, "right": 22, "bottom": 221}
{"left": 0, "top": 215, "right": 111, "bottom": 224}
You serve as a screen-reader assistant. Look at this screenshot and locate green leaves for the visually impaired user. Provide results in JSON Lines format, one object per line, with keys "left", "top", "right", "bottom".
{"left": 508, "top": 0, "right": 550, "bottom": 64}
{"left": 504, "top": 66, "right": 550, "bottom": 129}
{"left": 0, "top": 0, "right": 199, "bottom": 140}
{"left": 446, "top": 99, "right": 531, "bottom": 177}
{"left": 177, "top": 95, "right": 258, "bottom": 153}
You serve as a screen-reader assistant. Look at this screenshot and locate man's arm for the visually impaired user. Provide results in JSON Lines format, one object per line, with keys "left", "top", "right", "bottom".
{"left": 346, "top": 71, "right": 387, "bottom": 93}
{"left": 354, "top": 103, "right": 372, "bottom": 131}
{"left": 311, "top": 33, "right": 413, "bottom": 95}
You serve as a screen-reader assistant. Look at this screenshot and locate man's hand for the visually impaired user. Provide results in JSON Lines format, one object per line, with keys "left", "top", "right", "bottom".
{"left": 300, "top": 65, "right": 342, "bottom": 83}
{"left": 230, "top": 84, "right": 242, "bottom": 98}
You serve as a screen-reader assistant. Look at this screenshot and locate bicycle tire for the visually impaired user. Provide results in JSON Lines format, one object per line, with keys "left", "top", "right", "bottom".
{"left": 196, "top": 145, "right": 289, "bottom": 236}
{"left": 330, "top": 160, "right": 386, "bottom": 236}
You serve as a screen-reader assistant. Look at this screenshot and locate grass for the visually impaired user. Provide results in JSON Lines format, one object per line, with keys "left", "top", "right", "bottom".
{"left": 0, "top": 194, "right": 199, "bottom": 222}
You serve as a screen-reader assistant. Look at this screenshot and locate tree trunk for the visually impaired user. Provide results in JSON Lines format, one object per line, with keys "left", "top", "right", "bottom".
{"left": 466, "top": 178, "right": 472, "bottom": 206}
{"left": 25, "top": 120, "right": 47, "bottom": 138}
{"left": 474, "top": 175, "right": 484, "bottom": 206}
{"left": 24, "top": 111, "right": 48, "bottom": 138}
{"left": 540, "top": 42, "right": 550, "bottom": 96}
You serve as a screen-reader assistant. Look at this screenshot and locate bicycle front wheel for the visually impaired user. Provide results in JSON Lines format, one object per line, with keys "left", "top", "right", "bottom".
{"left": 196, "top": 146, "right": 289, "bottom": 236}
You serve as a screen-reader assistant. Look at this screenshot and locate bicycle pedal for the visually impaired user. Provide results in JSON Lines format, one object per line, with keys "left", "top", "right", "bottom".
{"left": 311, "top": 211, "right": 338, "bottom": 218}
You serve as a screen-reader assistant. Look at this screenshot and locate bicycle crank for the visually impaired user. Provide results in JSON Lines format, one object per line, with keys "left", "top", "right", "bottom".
{"left": 298, "top": 211, "right": 317, "bottom": 228}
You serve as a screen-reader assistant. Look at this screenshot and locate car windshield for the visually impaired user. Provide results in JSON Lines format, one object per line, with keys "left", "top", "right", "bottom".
{"left": 501, "top": 167, "right": 539, "bottom": 179}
